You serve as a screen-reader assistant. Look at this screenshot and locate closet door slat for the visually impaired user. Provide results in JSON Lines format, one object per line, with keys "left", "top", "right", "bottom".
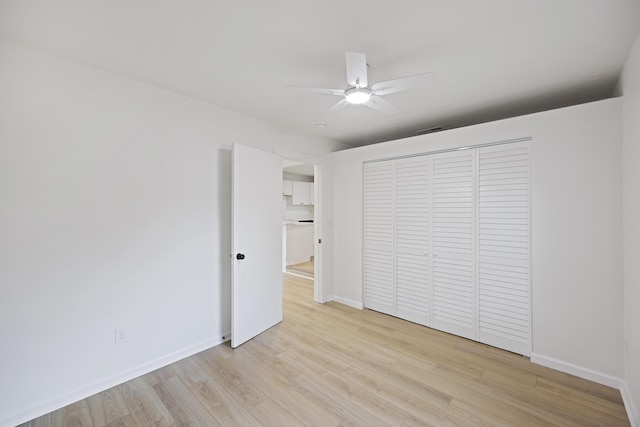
{"left": 431, "top": 150, "right": 476, "bottom": 340}
{"left": 477, "top": 141, "right": 530, "bottom": 355}
{"left": 395, "top": 156, "right": 431, "bottom": 326}
{"left": 363, "top": 161, "right": 395, "bottom": 315}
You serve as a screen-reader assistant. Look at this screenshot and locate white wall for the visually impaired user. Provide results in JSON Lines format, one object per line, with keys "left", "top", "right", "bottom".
{"left": 329, "top": 98, "right": 623, "bottom": 385}
{"left": 0, "top": 40, "right": 347, "bottom": 426}
{"left": 619, "top": 29, "right": 640, "bottom": 426}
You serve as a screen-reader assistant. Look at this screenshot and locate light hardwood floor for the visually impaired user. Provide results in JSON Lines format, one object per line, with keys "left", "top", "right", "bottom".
{"left": 286, "top": 260, "right": 314, "bottom": 279}
{"left": 21, "top": 274, "right": 629, "bottom": 426}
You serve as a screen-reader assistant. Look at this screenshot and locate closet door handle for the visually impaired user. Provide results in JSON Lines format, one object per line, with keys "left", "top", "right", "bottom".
{"left": 236, "top": 253, "right": 245, "bottom": 260}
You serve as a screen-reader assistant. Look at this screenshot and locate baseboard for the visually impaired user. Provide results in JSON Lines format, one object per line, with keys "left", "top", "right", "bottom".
{"left": 621, "top": 381, "right": 640, "bottom": 427}
{"left": 3, "top": 335, "right": 225, "bottom": 427}
{"left": 331, "top": 295, "right": 364, "bottom": 310}
{"left": 284, "top": 270, "right": 314, "bottom": 280}
{"left": 530, "top": 353, "right": 640, "bottom": 425}
{"left": 530, "top": 352, "right": 624, "bottom": 389}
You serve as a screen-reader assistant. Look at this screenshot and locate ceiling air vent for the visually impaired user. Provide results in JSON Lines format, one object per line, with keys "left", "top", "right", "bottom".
{"left": 414, "top": 126, "right": 444, "bottom": 135}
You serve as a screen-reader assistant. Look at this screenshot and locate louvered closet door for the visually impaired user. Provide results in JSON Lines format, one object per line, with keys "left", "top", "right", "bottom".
{"left": 431, "top": 150, "right": 476, "bottom": 340}
{"left": 363, "top": 161, "right": 395, "bottom": 316}
{"left": 477, "top": 142, "right": 530, "bottom": 355}
{"left": 395, "top": 156, "right": 431, "bottom": 326}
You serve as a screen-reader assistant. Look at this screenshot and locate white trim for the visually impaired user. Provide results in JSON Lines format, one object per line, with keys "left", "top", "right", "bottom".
{"left": 530, "top": 352, "right": 624, "bottom": 389}
{"left": 621, "top": 381, "right": 640, "bottom": 427}
{"left": 471, "top": 149, "right": 478, "bottom": 339}
{"left": 3, "top": 336, "right": 223, "bottom": 427}
{"left": 362, "top": 136, "right": 532, "bottom": 165}
{"left": 331, "top": 295, "right": 364, "bottom": 310}
{"left": 284, "top": 271, "right": 314, "bottom": 280}
{"left": 313, "top": 163, "right": 323, "bottom": 303}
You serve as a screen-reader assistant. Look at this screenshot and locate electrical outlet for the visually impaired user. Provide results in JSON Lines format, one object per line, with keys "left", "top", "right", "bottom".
{"left": 115, "top": 328, "right": 127, "bottom": 345}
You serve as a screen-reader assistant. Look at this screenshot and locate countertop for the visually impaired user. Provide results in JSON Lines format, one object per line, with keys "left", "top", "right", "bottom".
{"left": 283, "top": 219, "right": 314, "bottom": 225}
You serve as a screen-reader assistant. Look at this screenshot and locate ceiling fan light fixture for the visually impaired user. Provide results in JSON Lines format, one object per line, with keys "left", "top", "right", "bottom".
{"left": 344, "top": 87, "right": 371, "bottom": 104}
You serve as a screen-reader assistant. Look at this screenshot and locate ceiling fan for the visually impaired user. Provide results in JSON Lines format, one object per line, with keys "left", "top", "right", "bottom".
{"left": 288, "top": 52, "right": 435, "bottom": 116}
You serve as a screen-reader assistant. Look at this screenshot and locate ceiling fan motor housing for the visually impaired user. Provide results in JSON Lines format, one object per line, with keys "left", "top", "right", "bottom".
{"left": 344, "top": 86, "right": 372, "bottom": 104}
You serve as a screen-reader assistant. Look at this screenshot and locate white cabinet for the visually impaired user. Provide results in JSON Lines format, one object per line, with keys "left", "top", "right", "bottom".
{"left": 282, "top": 180, "right": 293, "bottom": 196}
{"left": 292, "top": 181, "right": 314, "bottom": 205}
{"left": 363, "top": 141, "right": 530, "bottom": 356}
{"left": 285, "top": 223, "right": 314, "bottom": 266}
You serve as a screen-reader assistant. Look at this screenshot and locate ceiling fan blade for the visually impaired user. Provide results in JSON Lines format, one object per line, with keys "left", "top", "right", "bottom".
{"left": 322, "top": 99, "right": 349, "bottom": 116}
{"left": 371, "top": 71, "right": 435, "bottom": 96}
{"left": 345, "top": 52, "right": 368, "bottom": 87}
{"left": 286, "top": 86, "right": 344, "bottom": 96}
{"left": 364, "top": 95, "right": 399, "bottom": 115}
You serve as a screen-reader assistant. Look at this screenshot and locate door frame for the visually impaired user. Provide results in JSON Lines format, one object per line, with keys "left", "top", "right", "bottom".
{"left": 278, "top": 149, "right": 325, "bottom": 304}
{"left": 312, "top": 163, "right": 323, "bottom": 303}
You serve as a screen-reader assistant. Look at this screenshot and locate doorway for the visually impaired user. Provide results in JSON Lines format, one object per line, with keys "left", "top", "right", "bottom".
{"left": 281, "top": 158, "right": 320, "bottom": 300}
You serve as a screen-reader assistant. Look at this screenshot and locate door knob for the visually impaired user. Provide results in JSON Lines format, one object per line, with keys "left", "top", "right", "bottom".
{"left": 236, "top": 253, "right": 245, "bottom": 260}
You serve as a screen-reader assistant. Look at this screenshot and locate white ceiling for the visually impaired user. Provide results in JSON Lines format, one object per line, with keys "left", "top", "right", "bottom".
{"left": 2, "top": 1, "right": 639, "bottom": 147}
{"left": 283, "top": 159, "right": 314, "bottom": 178}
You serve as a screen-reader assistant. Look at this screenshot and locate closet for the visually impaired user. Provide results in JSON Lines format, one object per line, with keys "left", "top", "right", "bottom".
{"left": 363, "top": 140, "right": 530, "bottom": 355}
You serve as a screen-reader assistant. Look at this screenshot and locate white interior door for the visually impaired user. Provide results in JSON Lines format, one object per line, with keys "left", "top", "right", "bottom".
{"left": 232, "top": 143, "right": 282, "bottom": 348}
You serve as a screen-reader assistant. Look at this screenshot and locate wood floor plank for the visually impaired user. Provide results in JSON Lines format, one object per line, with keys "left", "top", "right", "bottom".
{"left": 86, "top": 388, "right": 130, "bottom": 426}
{"left": 192, "top": 348, "right": 267, "bottom": 410}
{"left": 445, "top": 398, "right": 516, "bottom": 427}
{"left": 173, "top": 356, "right": 262, "bottom": 427}
{"left": 428, "top": 366, "right": 592, "bottom": 427}
{"left": 118, "top": 377, "right": 175, "bottom": 427}
{"left": 343, "top": 365, "right": 453, "bottom": 421}
{"left": 401, "top": 413, "right": 446, "bottom": 427}
{"left": 536, "top": 369, "right": 626, "bottom": 404}
{"left": 103, "top": 414, "right": 140, "bottom": 427}
{"left": 280, "top": 349, "right": 408, "bottom": 427}
{"left": 19, "top": 274, "right": 631, "bottom": 426}
{"left": 286, "top": 260, "right": 314, "bottom": 275}
{"left": 479, "top": 369, "right": 626, "bottom": 426}
{"left": 236, "top": 337, "right": 302, "bottom": 380}
{"left": 247, "top": 399, "right": 307, "bottom": 427}
{"left": 291, "top": 372, "right": 390, "bottom": 427}
{"left": 535, "top": 375, "right": 629, "bottom": 420}
{"left": 318, "top": 340, "right": 453, "bottom": 412}
{"left": 51, "top": 399, "right": 95, "bottom": 427}
{"left": 224, "top": 349, "right": 343, "bottom": 426}
{"left": 152, "top": 376, "right": 222, "bottom": 426}
{"left": 21, "top": 413, "right": 52, "bottom": 427}
{"left": 399, "top": 360, "right": 558, "bottom": 427}
{"left": 143, "top": 365, "right": 177, "bottom": 387}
